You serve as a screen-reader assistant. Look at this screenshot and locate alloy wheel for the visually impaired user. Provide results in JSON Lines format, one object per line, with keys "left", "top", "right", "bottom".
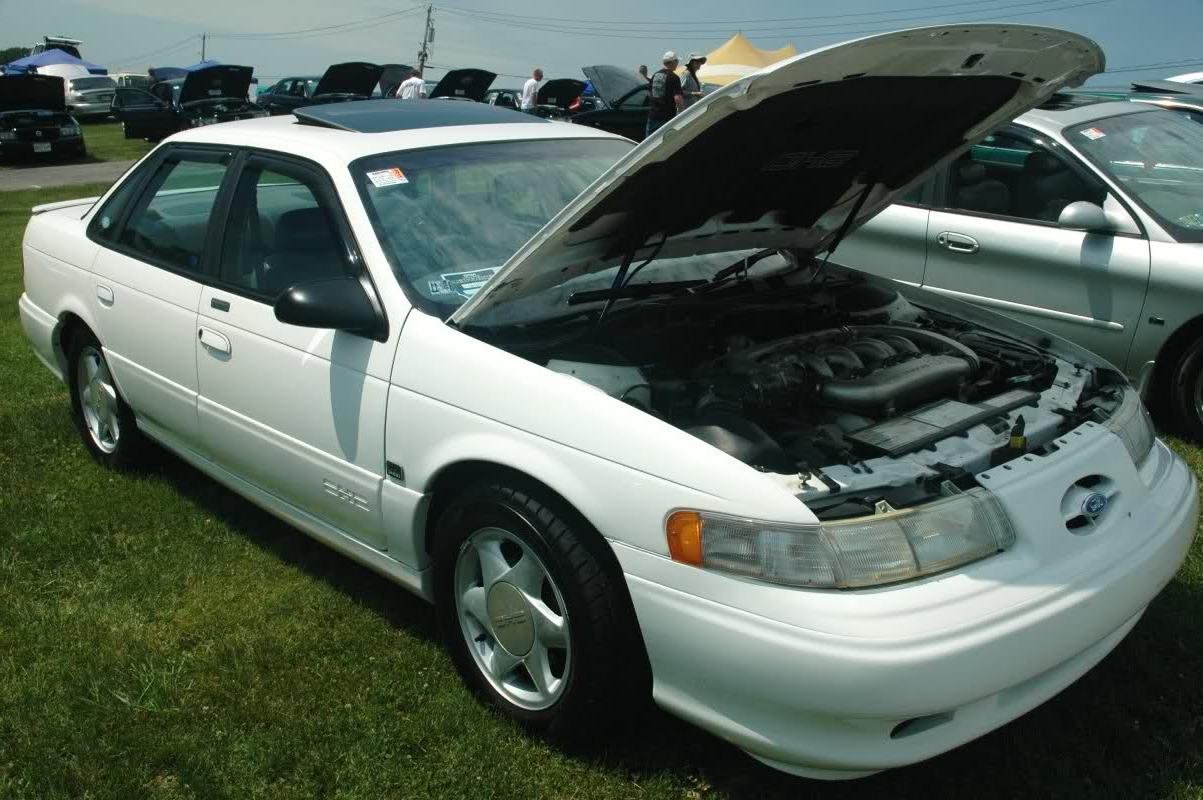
{"left": 76, "top": 345, "right": 120, "bottom": 454}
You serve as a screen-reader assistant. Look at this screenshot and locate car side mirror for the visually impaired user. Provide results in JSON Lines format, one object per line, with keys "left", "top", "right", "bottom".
{"left": 274, "top": 276, "right": 386, "bottom": 340}
{"left": 1057, "top": 201, "right": 1112, "bottom": 233}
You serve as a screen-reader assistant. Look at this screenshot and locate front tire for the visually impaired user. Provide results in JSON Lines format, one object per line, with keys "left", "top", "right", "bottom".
{"left": 432, "top": 479, "right": 647, "bottom": 743}
{"left": 67, "top": 331, "right": 146, "bottom": 469}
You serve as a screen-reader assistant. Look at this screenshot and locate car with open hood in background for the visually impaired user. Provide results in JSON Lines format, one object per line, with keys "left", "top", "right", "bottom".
{"left": 570, "top": 64, "right": 651, "bottom": 140}
{"left": 111, "top": 63, "right": 266, "bottom": 141}
{"left": 257, "top": 63, "right": 398, "bottom": 115}
{"left": 17, "top": 25, "right": 1197, "bottom": 780}
{"left": 839, "top": 92, "right": 1203, "bottom": 440}
{"left": 428, "top": 68, "right": 496, "bottom": 102}
{"left": 0, "top": 74, "right": 84, "bottom": 160}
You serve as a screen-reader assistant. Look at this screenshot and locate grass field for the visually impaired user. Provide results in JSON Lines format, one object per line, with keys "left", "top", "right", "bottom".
{"left": 1, "top": 183, "right": 1202, "bottom": 799}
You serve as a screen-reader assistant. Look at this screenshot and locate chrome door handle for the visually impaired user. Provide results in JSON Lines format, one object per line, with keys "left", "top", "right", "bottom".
{"left": 96, "top": 284, "right": 114, "bottom": 305}
{"left": 198, "top": 326, "right": 231, "bottom": 354}
{"left": 936, "top": 231, "right": 980, "bottom": 254}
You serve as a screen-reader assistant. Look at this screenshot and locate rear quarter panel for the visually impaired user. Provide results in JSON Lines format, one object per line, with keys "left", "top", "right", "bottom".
{"left": 22, "top": 204, "right": 103, "bottom": 366}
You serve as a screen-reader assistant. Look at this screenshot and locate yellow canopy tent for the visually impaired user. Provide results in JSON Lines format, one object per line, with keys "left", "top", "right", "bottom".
{"left": 693, "top": 33, "right": 798, "bottom": 86}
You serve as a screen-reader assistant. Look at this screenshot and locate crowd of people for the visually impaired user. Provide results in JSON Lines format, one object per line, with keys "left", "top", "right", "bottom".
{"left": 389, "top": 50, "right": 710, "bottom": 137}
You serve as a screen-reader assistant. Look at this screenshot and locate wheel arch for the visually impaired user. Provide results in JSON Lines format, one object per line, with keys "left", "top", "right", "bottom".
{"left": 1148, "top": 313, "right": 1203, "bottom": 420}
{"left": 55, "top": 309, "right": 98, "bottom": 376}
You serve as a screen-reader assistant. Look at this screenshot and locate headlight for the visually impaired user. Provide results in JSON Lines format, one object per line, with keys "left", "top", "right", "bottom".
{"left": 666, "top": 488, "right": 1015, "bottom": 589}
{"left": 1102, "top": 388, "right": 1155, "bottom": 466}
{"left": 0, "top": 130, "right": 15, "bottom": 142}
{"left": 59, "top": 124, "right": 81, "bottom": 137}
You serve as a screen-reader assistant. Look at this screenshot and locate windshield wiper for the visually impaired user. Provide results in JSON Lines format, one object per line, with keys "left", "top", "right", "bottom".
{"left": 568, "top": 279, "right": 706, "bottom": 305}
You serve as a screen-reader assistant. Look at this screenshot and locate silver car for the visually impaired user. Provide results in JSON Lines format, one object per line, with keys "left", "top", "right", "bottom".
{"left": 65, "top": 75, "right": 115, "bottom": 119}
{"left": 840, "top": 99, "right": 1203, "bottom": 437}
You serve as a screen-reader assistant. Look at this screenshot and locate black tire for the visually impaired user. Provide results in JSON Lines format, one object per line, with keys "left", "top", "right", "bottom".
{"left": 1169, "top": 337, "right": 1203, "bottom": 441}
{"left": 66, "top": 329, "right": 147, "bottom": 469}
{"left": 432, "top": 478, "right": 648, "bottom": 743}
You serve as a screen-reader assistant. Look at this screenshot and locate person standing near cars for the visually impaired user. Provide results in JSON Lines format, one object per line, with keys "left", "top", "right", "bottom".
{"left": 647, "top": 51, "right": 684, "bottom": 137}
{"left": 520, "top": 68, "right": 543, "bottom": 113}
{"left": 398, "top": 69, "right": 426, "bottom": 99}
{"left": 637, "top": 64, "right": 651, "bottom": 83}
{"left": 681, "top": 52, "right": 707, "bottom": 108}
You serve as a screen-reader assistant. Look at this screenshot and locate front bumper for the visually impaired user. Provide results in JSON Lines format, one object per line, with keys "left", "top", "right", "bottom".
{"left": 66, "top": 101, "right": 111, "bottom": 118}
{"left": 618, "top": 433, "right": 1197, "bottom": 779}
{"left": 0, "top": 135, "right": 85, "bottom": 158}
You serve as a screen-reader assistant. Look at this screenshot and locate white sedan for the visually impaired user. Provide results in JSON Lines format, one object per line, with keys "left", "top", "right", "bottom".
{"left": 17, "top": 25, "right": 1198, "bottom": 779}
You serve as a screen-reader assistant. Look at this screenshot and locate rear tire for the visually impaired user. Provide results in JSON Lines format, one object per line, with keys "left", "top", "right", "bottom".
{"left": 432, "top": 479, "right": 647, "bottom": 744}
{"left": 66, "top": 330, "right": 147, "bottom": 469}
{"left": 1169, "top": 337, "right": 1203, "bottom": 441}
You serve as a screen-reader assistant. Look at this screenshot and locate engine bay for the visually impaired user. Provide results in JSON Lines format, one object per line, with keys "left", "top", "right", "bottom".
{"left": 478, "top": 254, "right": 1128, "bottom": 520}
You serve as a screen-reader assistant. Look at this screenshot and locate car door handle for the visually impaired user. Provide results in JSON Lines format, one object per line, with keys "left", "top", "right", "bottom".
{"left": 96, "top": 284, "right": 114, "bottom": 305}
{"left": 936, "top": 231, "right": 980, "bottom": 254}
{"left": 198, "top": 327, "right": 231, "bottom": 354}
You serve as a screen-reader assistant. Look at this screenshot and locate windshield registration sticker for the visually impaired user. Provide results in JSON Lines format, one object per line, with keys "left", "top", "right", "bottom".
{"left": 367, "top": 167, "right": 409, "bottom": 187}
{"left": 437, "top": 267, "right": 501, "bottom": 299}
{"left": 1079, "top": 127, "right": 1106, "bottom": 141}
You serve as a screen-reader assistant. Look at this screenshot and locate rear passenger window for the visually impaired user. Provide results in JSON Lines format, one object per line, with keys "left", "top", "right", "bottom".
{"left": 117, "top": 156, "right": 230, "bottom": 272}
{"left": 218, "top": 159, "right": 350, "bottom": 300}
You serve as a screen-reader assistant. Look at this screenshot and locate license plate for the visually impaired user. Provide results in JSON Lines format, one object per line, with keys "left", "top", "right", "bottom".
{"left": 33, "top": 142, "right": 51, "bottom": 153}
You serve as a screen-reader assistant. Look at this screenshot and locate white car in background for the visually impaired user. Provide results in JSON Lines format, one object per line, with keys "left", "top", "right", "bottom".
{"left": 17, "top": 26, "right": 1197, "bottom": 779}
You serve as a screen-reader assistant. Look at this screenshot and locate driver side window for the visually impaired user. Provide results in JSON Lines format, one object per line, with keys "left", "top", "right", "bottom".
{"left": 117, "top": 155, "right": 230, "bottom": 273}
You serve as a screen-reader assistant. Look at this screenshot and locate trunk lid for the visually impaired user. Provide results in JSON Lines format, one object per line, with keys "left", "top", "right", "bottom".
{"left": 454, "top": 25, "right": 1103, "bottom": 326}
{"left": 0, "top": 75, "right": 66, "bottom": 112}
{"left": 314, "top": 62, "right": 385, "bottom": 98}
{"left": 537, "top": 78, "right": 586, "bottom": 108}
{"left": 179, "top": 64, "right": 253, "bottom": 104}
{"left": 429, "top": 68, "right": 497, "bottom": 101}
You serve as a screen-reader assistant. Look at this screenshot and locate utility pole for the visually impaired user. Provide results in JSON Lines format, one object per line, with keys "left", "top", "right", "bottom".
{"left": 201, "top": 32, "right": 207, "bottom": 61}
{"left": 417, "top": 5, "right": 433, "bottom": 74}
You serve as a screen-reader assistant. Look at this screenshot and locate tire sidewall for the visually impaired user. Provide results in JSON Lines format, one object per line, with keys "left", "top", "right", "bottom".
{"left": 1172, "top": 339, "right": 1203, "bottom": 440}
{"left": 432, "top": 484, "right": 610, "bottom": 736}
{"left": 67, "top": 332, "right": 141, "bottom": 469}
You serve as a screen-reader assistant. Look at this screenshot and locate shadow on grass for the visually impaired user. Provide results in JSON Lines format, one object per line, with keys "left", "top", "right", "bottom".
{"left": 142, "top": 442, "right": 1203, "bottom": 800}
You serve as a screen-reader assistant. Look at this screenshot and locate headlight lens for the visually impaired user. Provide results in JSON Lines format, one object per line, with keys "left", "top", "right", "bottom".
{"left": 667, "top": 488, "right": 1015, "bottom": 589}
{"left": 59, "top": 124, "right": 81, "bottom": 137}
{"left": 1102, "top": 388, "right": 1155, "bottom": 466}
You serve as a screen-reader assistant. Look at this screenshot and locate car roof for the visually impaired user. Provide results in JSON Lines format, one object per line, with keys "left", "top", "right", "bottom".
{"left": 167, "top": 106, "right": 628, "bottom": 164}
{"left": 1018, "top": 99, "right": 1154, "bottom": 130}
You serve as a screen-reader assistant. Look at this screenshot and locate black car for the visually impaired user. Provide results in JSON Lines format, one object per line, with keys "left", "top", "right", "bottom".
{"left": 111, "top": 64, "right": 266, "bottom": 141}
{"left": 532, "top": 78, "right": 586, "bottom": 119}
{"left": 483, "top": 88, "right": 520, "bottom": 109}
{"left": 570, "top": 64, "right": 650, "bottom": 141}
{"left": 256, "top": 75, "right": 319, "bottom": 115}
{"left": 429, "top": 68, "right": 497, "bottom": 102}
{"left": 0, "top": 74, "right": 86, "bottom": 160}
{"left": 256, "top": 62, "right": 388, "bottom": 115}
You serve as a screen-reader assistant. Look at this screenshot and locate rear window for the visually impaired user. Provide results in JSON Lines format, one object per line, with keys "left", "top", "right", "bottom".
{"left": 70, "top": 77, "right": 116, "bottom": 91}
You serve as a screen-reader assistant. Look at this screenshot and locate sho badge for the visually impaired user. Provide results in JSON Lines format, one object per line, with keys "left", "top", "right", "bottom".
{"left": 761, "top": 149, "right": 858, "bottom": 171}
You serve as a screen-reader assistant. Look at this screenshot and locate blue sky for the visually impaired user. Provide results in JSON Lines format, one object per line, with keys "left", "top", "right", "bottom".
{"left": 3, "top": 0, "right": 1200, "bottom": 87}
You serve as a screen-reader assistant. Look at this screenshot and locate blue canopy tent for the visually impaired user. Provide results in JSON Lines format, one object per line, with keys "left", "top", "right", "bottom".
{"left": 2, "top": 49, "right": 107, "bottom": 76}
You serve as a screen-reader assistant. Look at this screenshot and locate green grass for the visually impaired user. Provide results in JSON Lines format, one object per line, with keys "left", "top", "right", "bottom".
{"left": 81, "top": 121, "right": 154, "bottom": 164}
{"left": 1, "top": 183, "right": 1202, "bottom": 799}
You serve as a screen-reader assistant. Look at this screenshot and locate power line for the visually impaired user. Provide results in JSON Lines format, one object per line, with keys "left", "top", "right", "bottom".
{"left": 101, "top": 35, "right": 200, "bottom": 69}
{"left": 1106, "top": 58, "right": 1203, "bottom": 74}
{"left": 212, "top": 6, "right": 424, "bottom": 41}
{"left": 438, "top": 0, "right": 1114, "bottom": 41}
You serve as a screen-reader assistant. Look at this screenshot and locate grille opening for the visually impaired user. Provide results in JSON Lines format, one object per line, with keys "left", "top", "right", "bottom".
{"left": 890, "top": 711, "right": 955, "bottom": 739}
{"left": 961, "top": 53, "right": 985, "bottom": 69}
{"left": 1066, "top": 515, "right": 1090, "bottom": 530}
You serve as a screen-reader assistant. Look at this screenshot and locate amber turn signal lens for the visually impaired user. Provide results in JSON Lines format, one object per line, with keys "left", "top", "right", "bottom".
{"left": 666, "top": 511, "right": 704, "bottom": 565}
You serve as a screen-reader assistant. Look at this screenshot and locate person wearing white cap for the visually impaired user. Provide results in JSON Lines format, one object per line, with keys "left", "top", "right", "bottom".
{"left": 681, "top": 52, "right": 708, "bottom": 108}
{"left": 646, "top": 50, "right": 684, "bottom": 138}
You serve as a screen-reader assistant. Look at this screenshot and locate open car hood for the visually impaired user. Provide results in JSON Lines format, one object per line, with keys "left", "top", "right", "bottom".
{"left": 454, "top": 25, "right": 1103, "bottom": 326}
{"left": 537, "top": 78, "right": 586, "bottom": 108}
{"left": 314, "top": 62, "right": 385, "bottom": 98}
{"left": 179, "top": 65, "right": 253, "bottom": 104}
{"left": 0, "top": 75, "right": 65, "bottom": 112}
{"left": 581, "top": 65, "right": 645, "bottom": 108}
{"left": 378, "top": 63, "right": 414, "bottom": 97}
{"left": 429, "top": 68, "right": 496, "bottom": 101}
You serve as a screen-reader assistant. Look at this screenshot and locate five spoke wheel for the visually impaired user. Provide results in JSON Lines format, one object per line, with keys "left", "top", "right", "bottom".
{"left": 453, "top": 527, "right": 571, "bottom": 710}
{"left": 76, "top": 345, "right": 121, "bottom": 454}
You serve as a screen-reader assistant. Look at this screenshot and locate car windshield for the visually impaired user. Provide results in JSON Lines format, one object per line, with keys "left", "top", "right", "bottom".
{"left": 71, "top": 77, "right": 115, "bottom": 90}
{"left": 1067, "top": 109, "right": 1203, "bottom": 243}
{"left": 352, "top": 138, "right": 632, "bottom": 314}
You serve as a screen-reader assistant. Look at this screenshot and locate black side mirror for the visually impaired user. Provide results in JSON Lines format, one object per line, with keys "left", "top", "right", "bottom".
{"left": 274, "top": 276, "right": 386, "bottom": 340}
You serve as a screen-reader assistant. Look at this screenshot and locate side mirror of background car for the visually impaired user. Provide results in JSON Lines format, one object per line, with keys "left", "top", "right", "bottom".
{"left": 1057, "top": 201, "right": 1113, "bottom": 232}
{"left": 274, "top": 276, "right": 386, "bottom": 340}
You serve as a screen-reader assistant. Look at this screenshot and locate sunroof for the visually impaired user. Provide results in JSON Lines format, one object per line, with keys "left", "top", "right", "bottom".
{"left": 294, "top": 98, "right": 547, "bottom": 132}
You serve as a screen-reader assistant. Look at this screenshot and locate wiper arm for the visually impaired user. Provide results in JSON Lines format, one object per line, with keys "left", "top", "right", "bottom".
{"left": 569, "top": 280, "right": 706, "bottom": 306}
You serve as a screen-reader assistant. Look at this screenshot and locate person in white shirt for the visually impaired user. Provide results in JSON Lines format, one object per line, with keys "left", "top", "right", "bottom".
{"left": 398, "top": 69, "right": 426, "bottom": 100}
{"left": 520, "top": 68, "right": 543, "bottom": 112}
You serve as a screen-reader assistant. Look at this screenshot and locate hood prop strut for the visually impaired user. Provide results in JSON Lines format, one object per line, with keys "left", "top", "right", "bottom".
{"left": 812, "top": 178, "right": 873, "bottom": 283}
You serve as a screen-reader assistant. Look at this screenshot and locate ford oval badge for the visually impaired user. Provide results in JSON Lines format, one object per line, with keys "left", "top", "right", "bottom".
{"left": 1082, "top": 492, "right": 1108, "bottom": 516}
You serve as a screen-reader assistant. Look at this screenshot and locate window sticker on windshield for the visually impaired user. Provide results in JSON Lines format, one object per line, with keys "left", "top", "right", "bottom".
{"left": 367, "top": 167, "right": 409, "bottom": 187}
{"left": 1079, "top": 127, "right": 1106, "bottom": 141}
{"left": 438, "top": 267, "right": 501, "bottom": 299}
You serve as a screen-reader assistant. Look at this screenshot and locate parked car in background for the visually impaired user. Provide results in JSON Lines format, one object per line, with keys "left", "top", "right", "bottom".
{"left": 64, "top": 75, "right": 116, "bottom": 120}
{"left": 255, "top": 75, "right": 319, "bottom": 115}
{"left": 111, "top": 64, "right": 266, "bottom": 141}
{"left": 256, "top": 62, "right": 386, "bottom": 115}
{"left": 17, "top": 25, "right": 1197, "bottom": 781}
{"left": 533, "top": 78, "right": 585, "bottom": 119}
{"left": 483, "top": 88, "right": 520, "bottom": 110}
{"left": 570, "top": 64, "right": 650, "bottom": 140}
{"left": 1066, "top": 81, "right": 1203, "bottom": 125}
{"left": 0, "top": 74, "right": 85, "bottom": 160}
{"left": 840, "top": 98, "right": 1203, "bottom": 438}
{"left": 429, "top": 68, "right": 496, "bottom": 101}
{"left": 113, "top": 72, "right": 150, "bottom": 90}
